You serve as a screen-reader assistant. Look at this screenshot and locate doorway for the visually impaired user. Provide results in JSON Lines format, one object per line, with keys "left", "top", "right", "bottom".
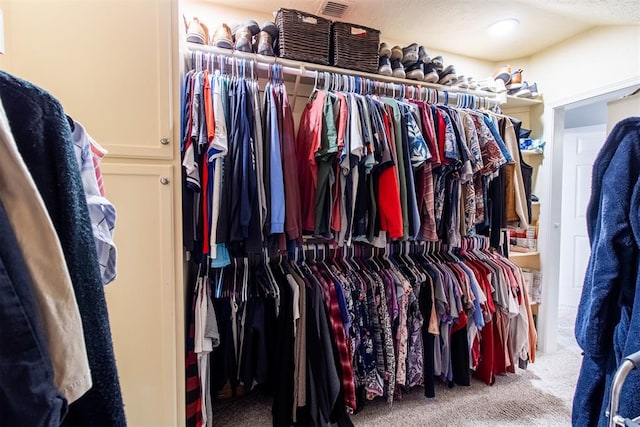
{"left": 540, "top": 80, "right": 640, "bottom": 353}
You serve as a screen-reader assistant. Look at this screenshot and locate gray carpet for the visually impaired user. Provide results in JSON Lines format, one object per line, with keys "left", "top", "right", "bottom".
{"left": 213, "top": 306, "right": 581, "bottom": 426}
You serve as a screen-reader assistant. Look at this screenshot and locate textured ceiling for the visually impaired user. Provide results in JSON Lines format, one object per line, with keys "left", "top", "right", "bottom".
{"left": 202, "top": 0, "right": 640, "bottom": 61}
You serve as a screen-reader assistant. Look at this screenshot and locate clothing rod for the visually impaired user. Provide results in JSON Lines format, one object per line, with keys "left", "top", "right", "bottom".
{"left": 185, "top": 42, "right": 501, "bottom": 103}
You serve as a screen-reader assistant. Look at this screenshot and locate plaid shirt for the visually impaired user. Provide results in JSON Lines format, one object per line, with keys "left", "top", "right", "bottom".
{"left": 72, "top": 120, "right": 117, "bottom": 285}
{"left": 326, "top": 274, "right": 357, "bottom": 413}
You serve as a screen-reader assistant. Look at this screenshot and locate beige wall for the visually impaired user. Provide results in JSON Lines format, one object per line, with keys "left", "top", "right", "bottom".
{"left": 497, "top": 26, "right": 640, "bottom": 105}
{"left": 529, "top": 26, "right": 639, "bottom": 106}
{"left": 497, "top": 25, "right": 640, "bottom": 352}
{"left": 496, "top": 25, "right": 640, "bottom": 197}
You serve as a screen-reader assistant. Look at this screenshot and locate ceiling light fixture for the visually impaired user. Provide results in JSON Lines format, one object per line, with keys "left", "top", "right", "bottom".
{"left": 488, "top": 18, "right": 520, "bottom": 36}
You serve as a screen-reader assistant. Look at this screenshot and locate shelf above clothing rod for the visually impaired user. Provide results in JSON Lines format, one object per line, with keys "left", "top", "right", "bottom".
{"left": 185, "top": 42, "right": 506, "bottom": 106}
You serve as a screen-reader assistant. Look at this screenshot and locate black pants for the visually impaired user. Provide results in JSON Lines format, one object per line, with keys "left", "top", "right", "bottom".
{"left": 0, "top": 200, "right": 67, "bottom": 426}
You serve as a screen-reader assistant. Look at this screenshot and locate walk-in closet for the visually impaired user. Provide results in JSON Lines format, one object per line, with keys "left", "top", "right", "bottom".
{"left": 0, "top": 0, "right": 638, "bottom": 426}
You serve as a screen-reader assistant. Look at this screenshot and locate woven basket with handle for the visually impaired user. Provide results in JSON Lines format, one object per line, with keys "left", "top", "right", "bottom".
{"left": 276, "top": 8, "right": 332, "bottom": 65}
{"left": 332, "top": 22, "right": 380, "bottom": 73}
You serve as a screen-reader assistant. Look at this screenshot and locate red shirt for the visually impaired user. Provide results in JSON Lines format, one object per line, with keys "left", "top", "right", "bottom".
{"left": 296, "top": 91, "right": 327, "bottom": 232}
{"left": 377, "top": 109, "right": 403, "bottom": 238}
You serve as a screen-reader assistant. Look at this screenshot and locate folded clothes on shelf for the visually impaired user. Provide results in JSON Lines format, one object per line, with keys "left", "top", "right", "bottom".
{"left": 520, "top": 138, "right": 546, "bottom": 153}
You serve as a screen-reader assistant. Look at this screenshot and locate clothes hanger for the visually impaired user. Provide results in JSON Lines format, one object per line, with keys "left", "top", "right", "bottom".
{"left": 424, "top": 240, "right": 439, "bottom": 264}
{"left": 384, "top": 243, "right": 395, "bottom": 268}
{"left": 241, "top": 257, "right": 249, "bottom": 302}
{"left": 325, "top": 72, "right": 338, "bottom": 99}
{"left": 390, "top": 242, "right": 405, "bottom": 268}
{"left": 403, "top": 241, "right": 416, "bottom": 267}
{"left": 379, "top": 245, "right": 391, "bottom": 269}
{"left": 261, "top": 248, "right": 277, "bottom": 297}
{"left": 306, "top": 70, "right": 321, "bottom": 104}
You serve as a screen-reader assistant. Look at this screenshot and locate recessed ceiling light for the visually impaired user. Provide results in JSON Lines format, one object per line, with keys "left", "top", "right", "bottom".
{"left": 488, "top": 18, "right": 520, "bottom": 36}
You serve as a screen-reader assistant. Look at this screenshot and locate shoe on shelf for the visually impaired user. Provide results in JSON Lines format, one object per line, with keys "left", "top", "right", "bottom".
{"left": 234, "top": 26, "right": 253, "bottom": 52}
{"left": 254, "top": 21, "right": 280, "bottom": 56}
{"left": 511, "top": 68, "right": 523, "bottom": 84}
{"left": 406, "top": 61, "right": 424, "bottom": 80}
{"left": 418, "top": 46, "right": 430, "bottom": 63}
{"left": 245, "top": 20, "right": 261, "bottom": 36}
{"left": 261, "top": 21, "right": 279, "bottom": 39}
{"left": 506, "top": 82, "right": 523, "bottom": 95}
{"left": 402, "top": 43, "right": 419, "bottom": 64}
{"left": 211, "top": 23, "right": 233, "bottom": 49}
{"left": 391, "top": 45, "right": 403, "bottom": 61}
{"left": 493, "top": 65, "right": 512, "bottom": 85}
{"left": 257, "top": 31, "right": 275, "bottom": 56}
{"left": 529, "top": 82, "right": 540, "bottom": 98}
{"left": 431, "top": 55, "right": 444, "bottom": 71}
{"left": 478, "top": 77, "right": 496, "bottom": 92}
{"left": 391, "top": 59, "right": 406, "bottom": 79}
{"left": 514, "top": 81, "right": 532, "bottom": 98}
{"left": 379, "top": 42, "right": 392, "bottom": 57}
{"left": 186, "top": 17, "right": 210, "bottom": 45}
{"left": 231, "top": 20, "right": 259, "bottom": 35}
{"left": 423, "top": 61, "right": 439, "bottom": 83}
{"left": 379, "top": 56, "right": 392, "bottom": 76}
{"left": 494, "top": 78, "right": 507, "bottom": 93}
{"left": 438, "top": 64, "right": 457, "bottom": 85}
{"left": 454, "top": 75, "right": 468, "bottom": 89}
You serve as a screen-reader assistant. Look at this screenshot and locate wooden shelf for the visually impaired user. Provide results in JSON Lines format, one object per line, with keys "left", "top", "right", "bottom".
{"left": 504, "top": 96, "right": 543, "bottom": 108}
{"left": 531, "top": 303, "right": 540, "bottom": 316}
{"left": 510, "top": 250, "right": 539, "bottom": 258}
{"left": 521, "top": 150, "right": 544, "bottom": 156}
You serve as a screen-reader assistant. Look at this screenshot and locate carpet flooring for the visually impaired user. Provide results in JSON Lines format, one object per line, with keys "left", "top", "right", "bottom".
{"left": 212, "top": 306, "right": 581, "bottom": 426}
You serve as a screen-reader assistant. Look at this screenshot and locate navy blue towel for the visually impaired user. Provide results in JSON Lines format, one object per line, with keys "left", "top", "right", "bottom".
{"left": 574, "top": 117, "right": 640, "bottom": 426}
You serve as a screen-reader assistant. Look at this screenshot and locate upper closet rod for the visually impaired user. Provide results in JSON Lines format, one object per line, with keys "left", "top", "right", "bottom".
{"left": 185, "top": 43, "right": 500, "bottom": 101}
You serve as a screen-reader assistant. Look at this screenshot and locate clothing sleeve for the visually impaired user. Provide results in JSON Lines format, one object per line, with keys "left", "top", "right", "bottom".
{"left": 378, "top": 166, "right": 403, "bottom": 239}
{"left": 407, "top": 109, "right": 430, "bottom": 168}
{"left": 268, "top": 87, "right": 285, "bottom": 234}
{"left": 209, "top": 74, "right": 229, "bottom": 159}
{"left": 89, "top": 138, "right": 108, "bottom": 197}
{"left": 86, "top": 195, "right": 117, "bottom": 285}
{"left": 72, "top": 122, "right": 118, "bottom": 285}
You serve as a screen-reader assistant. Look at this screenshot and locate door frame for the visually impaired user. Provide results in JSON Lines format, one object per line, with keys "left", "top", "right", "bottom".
{"left": 538, "top": 76, "right": 640, "bottom": 353}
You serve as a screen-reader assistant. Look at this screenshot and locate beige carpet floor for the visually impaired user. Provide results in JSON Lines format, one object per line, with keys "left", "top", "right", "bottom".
{"left": 213, "top": 306, "right": 581, "bottom": 426}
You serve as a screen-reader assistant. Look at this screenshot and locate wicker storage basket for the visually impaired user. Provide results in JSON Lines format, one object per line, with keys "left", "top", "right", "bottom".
{"left": 332, "top": 22, "right": 380, "bottom": 73}
{"left": 276, "top": 8, "right": 332, "bottom": 65}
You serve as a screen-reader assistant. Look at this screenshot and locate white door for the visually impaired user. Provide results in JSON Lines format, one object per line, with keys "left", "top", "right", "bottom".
{"left": 558, "top": 124, "right": 607, "bottom": 307}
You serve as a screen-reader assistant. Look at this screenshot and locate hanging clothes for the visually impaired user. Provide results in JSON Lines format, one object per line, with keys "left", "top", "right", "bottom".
{"left": 0, "top": 98, "right": 92, "bottom": 409}
{"left": 294, "top": 84, "right": 526, "bottom": 249}
{"left": 190, "top": 237, "right": 533, "bottom": 425}
{"left": 182, "top": 66, "right": 298, "bottom": 265}
{"left": 0, "top": 71, "right": 125, "bottom": 426}
{"left": 181, "top": 53, "right": 538, "bottom": 427}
